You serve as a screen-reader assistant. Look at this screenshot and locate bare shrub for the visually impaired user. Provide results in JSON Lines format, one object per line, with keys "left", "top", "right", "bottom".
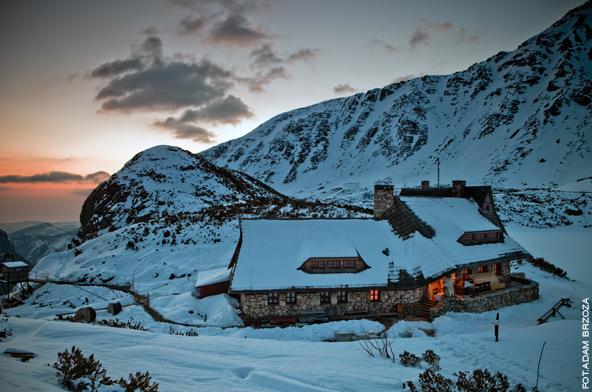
{"left": 359, "top": 336, "right": 396, "bottom": 362}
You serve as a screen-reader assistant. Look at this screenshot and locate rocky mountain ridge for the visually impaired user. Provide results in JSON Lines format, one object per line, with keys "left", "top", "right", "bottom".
{"left": 204, "top": 2, "right": 592, "bottom": 203}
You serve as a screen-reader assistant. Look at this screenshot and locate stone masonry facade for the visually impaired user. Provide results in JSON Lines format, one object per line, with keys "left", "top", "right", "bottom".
{"left": 239, "top": 287, "right": 425, "bottom": 324}
{"left": 431, "top": 277, "right": 539, "bottom": 317}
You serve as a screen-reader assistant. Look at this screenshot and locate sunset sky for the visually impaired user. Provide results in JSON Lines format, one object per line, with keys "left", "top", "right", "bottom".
{"left": 0, "top": 0, "right": 583, "bottom": 223}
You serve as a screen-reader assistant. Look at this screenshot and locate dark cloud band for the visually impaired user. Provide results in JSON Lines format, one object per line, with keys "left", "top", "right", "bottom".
{"left": 0, "top": 171, "right": 110, "bottom": 184}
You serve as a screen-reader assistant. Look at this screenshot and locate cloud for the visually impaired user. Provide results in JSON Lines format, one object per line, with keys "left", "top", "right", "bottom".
{"left": 0, "top": 171, "right": 110, "bottom": 184}
{"left": 420, "top": 19, "right": 453, "bottom": 32}
{"left": 136, "top": 36, "right": 163, "bottom": 65}
{"left": 90, "top": 35, "right": 163, "bottom": 80}
{"left": 207, "top": 13, "right": 268, "bottom": 46}
{"left": 95, "top": 60, "right": 235, "bottom": 112}
{"left": 91, "top": 27, "right": 277, "bottom": 143}
{"left": 333, "top": 83, "right": 357, "bottom": 94}
{"left": 241, "top": 67, "right": 287, "bottom": 93}
{"left": 250, "top": 44, "right": 282, "bottom": 67}
{"left": 178, "top": 16, "right": 205, "bottom": 35}
{"left": 171, "top": 0, "right": 263, "bottom": 15}
{"left": 405, "top": 20, "right": 478, "bottom": 49}
{"left": 392, "top": 73, "right": 425, "bottom": 83}
{"left": 84, "top": 171, "right": 111, "bottom": 183}
{"left": 410, "top": 27, "right": 430, "bottom": 48}
{"left": 369, "top": 38, "right": 403, "bottom": 52}
{"left": 177, "top": 95, "right": 253, "bottom": 124}
{"left": 458, "top": 27, "right": 480, "bottom": 43}
{"left": 91, "top": 58, "right": 144, "bottom": 79}
{"left": 250, "top": 45, "right": 319, "bottom": 69}
{"left": 142, "top": 26, "right": 160, "bottom": 36}
{"left": 287, "top": 48, "right": 319, "bottom": 62}
{"left": 154, "top": 95, "right": 252, "bottom": 143}
{"left": 154, "top": 120, "right": 217, "bottom": 143}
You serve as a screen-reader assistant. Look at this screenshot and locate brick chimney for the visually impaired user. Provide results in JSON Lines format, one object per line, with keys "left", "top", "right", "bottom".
{"left": 452, "top": 180, "right": 466, "bottom": 197}
{"left": 421, "top": 180, "right": 430, "bottom": 190}
{"left": 373, "top": 184, "right": 395, "bottom": 218}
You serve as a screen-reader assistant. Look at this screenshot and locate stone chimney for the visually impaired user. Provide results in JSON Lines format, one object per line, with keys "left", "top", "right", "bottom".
{"left": 452, "top": 180, "right": 466, "bottom": 197}
{"left": 373, "top": 184, "right": 395, "bottom": 218}
{"left": 421, "top": 180, "right": 430, "bottom": 190}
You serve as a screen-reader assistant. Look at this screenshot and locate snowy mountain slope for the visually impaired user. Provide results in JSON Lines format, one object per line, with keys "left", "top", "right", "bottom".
{"left": 8, "top": 223, "right": 78, "bottom": 265}
{"left": 33, "top": 145, "right": 367, "bottom": 326}
{"left": 204, "top": 2, "right": 592, "bottom": 201}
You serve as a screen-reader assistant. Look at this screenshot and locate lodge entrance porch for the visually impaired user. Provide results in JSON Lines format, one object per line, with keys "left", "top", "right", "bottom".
{"left": 427, "top": 274, "right": 455, "bottom": 302}
{"left": 455, "top": 263, "right": 506, "bottom": 298}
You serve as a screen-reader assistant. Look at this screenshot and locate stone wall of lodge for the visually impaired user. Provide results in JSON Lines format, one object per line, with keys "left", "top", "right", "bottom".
{"left": 431, "top": 277, "right": 539, "bottom": 317}
{"left": 239, "top": 287, "right": 426, "bottom": 324}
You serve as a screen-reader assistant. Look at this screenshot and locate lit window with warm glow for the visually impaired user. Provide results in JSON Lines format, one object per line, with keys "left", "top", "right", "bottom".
{"left": 369, "top": 289, "right": 380, "bottom": 302}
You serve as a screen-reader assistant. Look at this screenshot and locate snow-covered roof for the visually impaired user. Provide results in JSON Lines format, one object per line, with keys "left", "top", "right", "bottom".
{"left": 400, "top": 196, "right": 500, "bottom": 234}
{"left": 230, "top": 198, "right": 527, "bottom": 291}
{"left": 2, "top": 261, "right": 28, "bottom": 268}
{"left": 196, "top": 267, "right": 231, "bottom": 287}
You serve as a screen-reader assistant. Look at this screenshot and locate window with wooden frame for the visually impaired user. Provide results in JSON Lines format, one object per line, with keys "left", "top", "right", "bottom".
{"left": 494, "top": 263, "right": 502, "bottom": 275}
{"left": 320, "top": 291, "right": 331, "bottom": 304}
{"left": 369, "top": 289, "right": 380, "bottom": 302}
{"left": 478, "top": 264, "right": 489, "bottom": 273}
{"left": 267, "top": 292, "right": 279, "bottom": 305}
{"left": 286, "top": 291, "right": 297, "bottom": 305}
{"left": 337, "top": 291, "right": 348, "bottom": 303}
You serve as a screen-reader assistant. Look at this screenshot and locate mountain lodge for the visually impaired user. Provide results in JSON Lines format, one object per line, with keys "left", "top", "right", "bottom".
{"left": 197, "top": 180, "right": 539, "bottom": 325}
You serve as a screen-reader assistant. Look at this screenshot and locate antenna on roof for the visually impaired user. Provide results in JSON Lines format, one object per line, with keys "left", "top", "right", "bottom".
{"left": 436, "top": 157, "right": 440, "bottom": 188}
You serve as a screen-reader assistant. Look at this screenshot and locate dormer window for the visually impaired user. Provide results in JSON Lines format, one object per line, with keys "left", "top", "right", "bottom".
{"left": 458, "top": 230, "right": 503, "bottom": 245}
{"left": 299, "top": 257, "right": 369, "bottom": 274}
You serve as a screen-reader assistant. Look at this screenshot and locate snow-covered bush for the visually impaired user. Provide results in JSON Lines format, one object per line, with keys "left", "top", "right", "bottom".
{"left": 399, "top": 351, "right": 422, "bottom": 367}
{"left": 404, "top": 368, "right": 452, "bottom": 392}
{"left": 421, "top": 349, "right": 441, "bottom": 370}
{"left": 404, "top": 368, "right": 532, "bottom": 392}
{"left": 53, "top": 346, "right": 113, "bottom": 391}
{"left": 117, "top": 371, "right": 158, "bottom": 392}
{"left": 96, "top": 318, "right": 146, "bottom": 331}
{"left": 53, "top": 346, "right": 158, "bottom": 391}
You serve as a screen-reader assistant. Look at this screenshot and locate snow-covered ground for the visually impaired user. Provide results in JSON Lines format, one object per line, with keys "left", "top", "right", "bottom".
{"left": 1, "top": 224, "right": 589, "bottom": 391}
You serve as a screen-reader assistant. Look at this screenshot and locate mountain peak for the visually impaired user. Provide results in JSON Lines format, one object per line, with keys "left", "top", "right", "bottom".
{"left": 79, "top": 145, "right": 284, "bottom": 239}
{"left": 204, "top": 3, "right": 592, "bottom": 200}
